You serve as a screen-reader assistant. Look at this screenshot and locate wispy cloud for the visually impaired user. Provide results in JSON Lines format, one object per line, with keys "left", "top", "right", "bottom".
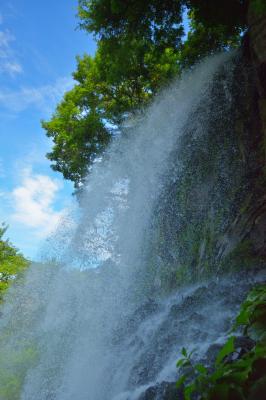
{"left": 11, "top": 168, "right": 64, "bottom": 238}
{"left": 0, "top": 29, "right": 22, "bottom": 76}
{"left": 0, "top": 77, "right": 73, "bottom": 114}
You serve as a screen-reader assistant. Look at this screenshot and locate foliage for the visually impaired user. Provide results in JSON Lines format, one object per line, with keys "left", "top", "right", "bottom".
{"left": 42, "top": 39, "right": 183, "bottom": 187}
{"left": 178, "top": 11, "right": 241, "bottom": 70}
{"left": 176, "top": 283, "right": 266, "bottom": 399}
{"left": 0, "top": 343, "right": 38, "bottom": 400}
{"left": 43, "top": 0, "right": 245, "bottom": 187}
{"left": 78, "top": 0, "right": 246, "bottom": 41}
{"left": 0, "top": 223, "right": 29, "bottom": 301}
{"left": 251, "top": 0, "right": 266, "bottom": 15}
{"left": 78, "top": 0, "right": 184, "bottom": 46}
{"left": 186, "top": 0, "right": 247, "bottom": 36}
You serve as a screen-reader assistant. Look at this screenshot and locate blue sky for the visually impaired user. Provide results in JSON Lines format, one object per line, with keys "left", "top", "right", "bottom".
{"left": 0, "top": 0, "right": 96, "bottom": 259}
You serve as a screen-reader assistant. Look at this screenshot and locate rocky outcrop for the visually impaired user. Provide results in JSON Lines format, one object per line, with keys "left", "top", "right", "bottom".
{"left": 108, "top": 270, "right": 266, "bottom": 400}
{"left": 248, "top": 2, "right": 266, "bottom": 91}
{"left": 138, "top": 381, "right": 183, "bottom": 400}
{"left": 243, "top": 1, "right": 266, "bottom": 256}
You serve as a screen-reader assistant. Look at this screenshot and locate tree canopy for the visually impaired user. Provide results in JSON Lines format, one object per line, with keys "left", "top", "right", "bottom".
{"left": 42, "top": 0, "right": 248, "bottom": 187}
{"left": 0, "top": 224, "right": 29, "bottom": 301}
{"left": 78, "top": 0, "right": 246, "bottom": 39}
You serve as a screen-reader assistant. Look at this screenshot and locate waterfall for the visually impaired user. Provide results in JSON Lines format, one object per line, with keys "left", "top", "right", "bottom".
{"left": 0, "top": 52, "right": 264, "bottom": 400}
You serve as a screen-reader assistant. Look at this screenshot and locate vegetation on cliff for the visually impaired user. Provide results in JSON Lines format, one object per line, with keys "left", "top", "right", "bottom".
{"left": 176, "top": 283, "right": 266, "bottom": 399}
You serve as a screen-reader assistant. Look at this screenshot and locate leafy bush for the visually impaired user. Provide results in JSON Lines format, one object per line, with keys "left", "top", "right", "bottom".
{"left": 0, "top": 223, "right": 29, "bottom": 302}
{"left": 176, "top": 283, "right": 266, "bottom": 399}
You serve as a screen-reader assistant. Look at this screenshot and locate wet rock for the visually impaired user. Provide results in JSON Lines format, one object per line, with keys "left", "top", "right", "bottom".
{"left": 190, "top": 328, "right": 208, "bottom": 342}
{"left": 115, "top": 273, "right": 264, "bottom": 399}
{"left": 190, "top": 312, "right": 205, "bottom": 324}
{"left": 127, "top": 299, "right": 160, "bottom": 331}
{"left": 234, "top": 335, "right": 255, "bottom": 352}
{"left": 224, "top": 336, "right": 256, "bottom": 363}
{"left": 205, "top": 343, "right": 223, "bottom": 365}
{"left": 112, "top": 299, "right": 159, "bottom": 344}
{"left": 170, "top": 287, "right": 208, "bottom": 317}
{"left": 169, "top": 303, "right": 183, "bottom": 317}
{"left": 138, "top": 381, "right": 184, "bottom": 400}
{"left": 130, "top": 352, "right": 157, "bottom": 386}
{"left": 192, "top": 286, "right": 208, "bottom": 300}
{"left": 134, "top": 299, "right": 160, "bottom": 321}
{"left": 205, "top": 336, "right": 255, "bottom": 366}
{"left": 128, "top": 340, "right": 173, "bottom": 387}
{"left": 212, "top": 316, "right": 231, "bottom": 333}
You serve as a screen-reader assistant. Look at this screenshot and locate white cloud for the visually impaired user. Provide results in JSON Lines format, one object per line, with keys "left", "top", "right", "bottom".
{"left": 0, "top": 77, "right": 73, "bottom": 114}
{"left": 0, "top": 29, "right": 22, "bottom": 76}
{"left": 11, "top": 168, "right": 64, "bottom": 237}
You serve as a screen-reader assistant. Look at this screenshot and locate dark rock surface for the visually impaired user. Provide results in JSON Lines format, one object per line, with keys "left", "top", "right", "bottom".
{"left": 108, "top": 271, "right": 266, "bottom": 399}
{"left": 138, "top": 381, "right": 183, "bottom": 400}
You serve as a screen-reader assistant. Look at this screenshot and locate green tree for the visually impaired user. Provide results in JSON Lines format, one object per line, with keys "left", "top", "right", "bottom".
{"left": 186, "top": 0, "right": 246, "bottom": 35}
{"left": 178, "top": 11, "right": 241, "bottom": 69}
{"left": 78, "top": 0, "right": 184, "bottom": 47}
{"left": 43, "top": 0, "right": 246, "bottom": 187}
{"left": 42, "top": 41, "right": 181, "bottom": 187}
{"left": 78, "top": 0, "right": 245, "bottom": 41}
{"left": 0, "top": 224, "right": 29, "bottom": 301}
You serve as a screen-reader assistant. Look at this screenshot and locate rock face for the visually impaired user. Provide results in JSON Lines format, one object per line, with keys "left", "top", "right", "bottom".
{"left": 245, "top": 3, "right": 266, "bottom": 257}
{"left": 121, "top": 22, "right": 266, "bottom": 397}
{"left": 144, "top": 48, "right": 265, "bottom": 296}
{"left": 120, "top": 18, "right": 266, "bottom": 397}
{"left": 248, "top": 3, "right": 266, "bottom": 74}
{"left": 138, "top": 381, "right": 183, "bottom": 400}
{"left": 107, "top": 13, "right": 266, "bottom": 400}
{"left": 108, "top": 270, "right": 266, "bottom": 400}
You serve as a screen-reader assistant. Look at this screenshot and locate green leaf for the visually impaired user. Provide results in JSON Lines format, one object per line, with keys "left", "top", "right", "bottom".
{"left": 195, "top": 363, "right": 207, "bottom": 374}
{"left": 181, "top": 347, "right": 188, "bottom": 357}
{"left": 184, "top": 383, "right": 196, "bottom": 400}
{"left": 235, "top": 308, "right": 249, "bottom": 326}
{"left": 176, "top": 358, "right": 185, "bottom": 368}
{"left": 215, "top": 337, "right": 235, "bottom": 366}
{"left": 176, "top": 374, "right": 187, "bottom": 389}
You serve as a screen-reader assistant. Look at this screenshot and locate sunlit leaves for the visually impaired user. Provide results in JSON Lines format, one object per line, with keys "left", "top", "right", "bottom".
{"left": 43, "top": 0, "right": 244, "bottom": 186}
{"left": 0, "top": 224, "right": 29, "bottom": 301}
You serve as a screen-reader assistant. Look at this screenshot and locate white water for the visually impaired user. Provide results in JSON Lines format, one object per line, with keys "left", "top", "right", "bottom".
{"left": 0, "top": 53, "right": 252, "bottom": 400}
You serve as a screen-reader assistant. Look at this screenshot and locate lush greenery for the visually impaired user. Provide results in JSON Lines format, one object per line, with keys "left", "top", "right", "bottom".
{"left": 42, "top": 0, "right": 247, "bottom": 187}
{"left": 176, "top": 283, "right": 266, "bottom": 399}
{"left": 0, "top": 224, "right": 29, "bottom": 302}
{"left": 0, "top": 343, "right": 38, "bottom": 400}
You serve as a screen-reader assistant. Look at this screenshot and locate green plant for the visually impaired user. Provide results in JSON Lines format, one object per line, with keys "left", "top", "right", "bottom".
{"left": 176, "top": 283, "right": 266, "bottom": 399}
{"left": 0, "top": 223, "right": 29, "bottom": 302}
{"left": 251, "top": 0, "right": 266, "bottom": 15}
{"left": 0, "top": 343, "right": 39, "bottom": 400}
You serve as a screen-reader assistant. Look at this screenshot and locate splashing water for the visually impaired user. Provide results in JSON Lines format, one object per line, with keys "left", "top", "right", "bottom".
{"left": 0, "top": 53, "right": 262, "bottom": 400}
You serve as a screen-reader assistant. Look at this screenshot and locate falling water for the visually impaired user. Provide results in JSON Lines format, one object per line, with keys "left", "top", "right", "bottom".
{"left": 0, "top": 53, "right": 264, "bottom": 400}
